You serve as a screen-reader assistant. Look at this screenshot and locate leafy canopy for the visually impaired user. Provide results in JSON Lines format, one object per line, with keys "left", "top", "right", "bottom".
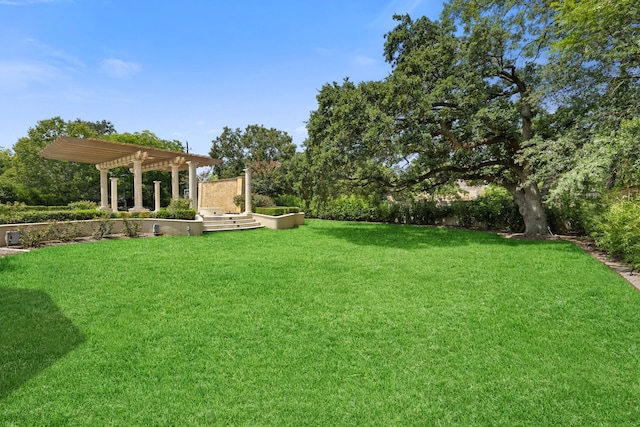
{"left": 307, "top": 0, "right": 556, "bottom": 236}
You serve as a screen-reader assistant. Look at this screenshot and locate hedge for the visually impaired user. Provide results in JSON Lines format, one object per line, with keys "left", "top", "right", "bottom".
{"left": 0, "top": 208, "right": 197, "bottom": 224}
{"left": 309, "top": 191, "right": 523, "bottom": 232}
{"left": 0, "top": 210, "right": 104, "bottom": 225}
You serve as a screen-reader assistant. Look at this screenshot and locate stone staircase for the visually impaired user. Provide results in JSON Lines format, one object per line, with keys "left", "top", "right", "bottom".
{"left": 201, "top": 214, "right": 264, "bottom": 233}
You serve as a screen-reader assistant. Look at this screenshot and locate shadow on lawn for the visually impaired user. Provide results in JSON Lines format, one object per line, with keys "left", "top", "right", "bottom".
{"left": 0, "top": 288, "right": 85, "bottom": 400}
{"left": 315, "top": 222, "right": 576, "bottom": 251}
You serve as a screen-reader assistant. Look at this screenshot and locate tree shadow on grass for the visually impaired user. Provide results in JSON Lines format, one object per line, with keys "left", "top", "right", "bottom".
{"left": 0, "top": 288, "right": 85, "bottom": 400}
{"left": 313, "top": 221, "right": 578, "bottom": 252}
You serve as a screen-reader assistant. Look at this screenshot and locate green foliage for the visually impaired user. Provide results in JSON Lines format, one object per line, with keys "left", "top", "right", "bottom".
{"left": 209, "top": 125, "right": 296, "bottom": 181}
{"left": 46, "top": 221, "right": 81, "bottom": 242}
{"left": 306, "top": 3, "right": 556, "bottom": 236}
{"left": 546, "top": 195, "right": 602, "bottom": 235}
{"left": 68, "top": 200, "right": 98, "bottom": 210}
{"left": 103, "top": 130, "right": 184, "bottom": 152}
{"left": 18, "top": 205, "right": 73, "bottom": 211}
{"left": 16, "top": 226, "right": 48, "bottom": 248}
{"left": 552, "top": 0, "right": 640, "bottom": 78}
{"left": 315, "top": 195, "right": 379, "bottom": 222}
{"left": 308, "top": 191, "right": 523, "bottom": 232}
{"left": 121, "top": 217, "right": 142, "bottom": 238}
{"left": 233, "top": 193, "right": 275, "bottom": 211}
{"left": 129, "top": 211, "right": 151, "bottom": 219}
{"left": 152, "top": 209, "right": 196, "bottom": 220}
{"left": 92, "top": 217, "right": 114, "bottom": 239}
{"left": 232, "top": 194, "right": 242, "bottom": 208}
{"left": 457, "top": 187, "right": 523, "bottom": 231}
{"left": 275, "top": 194, "right": 303, "bottom": 208}
{"left": 167, "top": 197, "right": 192, "bottom": 211}
{"left": 594, "top": 196, "right": 640, "bottom": 269}
{"left": 0, "top": 209, "right": 104, "bottom": 225}
{"left": 0, "top": 180, "right": 17, "bottom": 204}
{"left": 0, "top": 201, "right": 27, "bottom": 215}
{"left": 10, "top": 117, "right": 116, "bottom": 205}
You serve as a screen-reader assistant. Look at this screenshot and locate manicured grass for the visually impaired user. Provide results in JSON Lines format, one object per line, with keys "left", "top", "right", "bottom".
{"left": 1, "top": 220, "right": 639, "bottom": 425}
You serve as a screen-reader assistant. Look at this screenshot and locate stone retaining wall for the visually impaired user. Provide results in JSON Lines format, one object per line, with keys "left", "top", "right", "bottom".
{"left": 0, "top": 218, "right": 203, "bottom": 247}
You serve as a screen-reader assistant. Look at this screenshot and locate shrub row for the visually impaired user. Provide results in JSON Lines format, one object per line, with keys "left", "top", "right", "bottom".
{"left": 1, "top": 207, "right": 196, "bottom": 224}
{"left": 310, "top": 191, "right": 523, "bottom": 232}
{"left": 1, "top": 210, "right": 105, "bottom": 225}
{"left": 151, "top": 209, "right": 196, "bottom": 220}
{"left": 17, "top": 220, "right": 84, "bottom": 247}
{"left": 255, "top": 207, "right": 300, "bottom": 216}
{"left": 0, "top": 200, "right": 98, "bottom": 213}
{"left": 15, "top": 216, "right": 144, "bottom": 247}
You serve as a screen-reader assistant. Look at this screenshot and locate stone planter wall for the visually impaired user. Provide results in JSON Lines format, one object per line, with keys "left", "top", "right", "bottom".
{"left": 252, "top": 212, "right": 305, "bottom": 230}
{"left": 0, "top": 218, "right": 203, "bottom": 247}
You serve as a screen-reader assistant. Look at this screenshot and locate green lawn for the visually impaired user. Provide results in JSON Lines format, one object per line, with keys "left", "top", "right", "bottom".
{"left": 1, "top": 220, "right": 639, "bottom": 426}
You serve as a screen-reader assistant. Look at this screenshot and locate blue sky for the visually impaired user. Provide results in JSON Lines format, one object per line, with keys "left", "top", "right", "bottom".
{"left": 0, "top": 0, "right": 443, "bottom": 155}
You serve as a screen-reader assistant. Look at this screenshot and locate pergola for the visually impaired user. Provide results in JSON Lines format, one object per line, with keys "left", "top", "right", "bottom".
{"left": 40, "top": 136, "right": 221, "bottom": 212}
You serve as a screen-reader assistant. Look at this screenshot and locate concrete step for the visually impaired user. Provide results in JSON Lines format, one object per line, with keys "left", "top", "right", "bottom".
{"left": 203, "top": 214, "right": 252, "bottom": 222}
{"left": 201, "top": 215, "right": 264, "bottom": 232}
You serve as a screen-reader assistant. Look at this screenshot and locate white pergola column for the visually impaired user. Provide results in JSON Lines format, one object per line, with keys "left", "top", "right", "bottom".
{"left": 154, "top": 181, "right": 161, "bottom": 212}
{"left": 130, "top": 158, "right": 145, "bottom": 212}
{"left": 244, "top": 167, "right": 252, "bottom": 214}
{"left": 98, "top": 168, "right": 110, "bottom": 211}
{"left": 171, "top": 163, "right": 180, "bottom": 200}
{"left": 110, "top": 177, "right": 119, "bottom": 212}
{"left": 187, "top": 160, "right": 198, "bottom": 210}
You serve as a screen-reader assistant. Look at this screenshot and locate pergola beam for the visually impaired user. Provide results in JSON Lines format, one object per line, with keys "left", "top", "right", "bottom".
{"left": 96, "top": 150, "right": 150, "bottom": 170}
{"left": 140, "top": 156, "right": 186, "bottom": 173}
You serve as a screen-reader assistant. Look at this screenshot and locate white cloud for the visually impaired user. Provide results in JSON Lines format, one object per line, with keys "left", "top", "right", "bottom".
{"left": 24, "top": 38, "right": 85, "bottom": 70}
{"left": 100, "top": 58, "right": 141, "bottom": 78}
{"left": 371, "top": 0, "right": 425, "bottom": 28}
{"left": 353, "top": 55, "right": 377, "bottom": 67}
{"left": 294, "top": 125, "right": 307, "bottom": 134}
{"left": 195, "top": 120, "right": 206, "bottom": 126}
{"left": 0, "top": 59, "right": 93, "bottom": 102}
{"left": 0, "top": 60, "right": 64, "bottom": 89}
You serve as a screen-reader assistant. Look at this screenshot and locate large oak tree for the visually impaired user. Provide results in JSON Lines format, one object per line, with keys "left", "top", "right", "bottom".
{"left": 307, "top": 1, "right": 556, "bottom": 237}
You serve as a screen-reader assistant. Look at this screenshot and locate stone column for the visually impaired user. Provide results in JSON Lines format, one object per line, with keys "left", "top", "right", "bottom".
{"left": 98, "top": 168, "right": 110, "bottom": 211}
{"left": 110, "top": 177, "right": 119, "bottom": 212}
{"left": 171, "top": 163, "right": 180, "bottom": 200}
{"left": 187, "top": 161, "right": 198, "bottom": 210}
{"left": 131, "top": 158, "right": 145, "bottom": 212}
{"left": 244, "top": 167, "right": 252, "bottom": 214}
{"left": 154, "top": 181, "right": 161, "bottom": 212}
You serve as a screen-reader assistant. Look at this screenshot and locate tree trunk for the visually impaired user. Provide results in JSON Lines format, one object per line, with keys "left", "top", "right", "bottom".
{"left": 510, "top": 180, "right": 548, "bottom": 238}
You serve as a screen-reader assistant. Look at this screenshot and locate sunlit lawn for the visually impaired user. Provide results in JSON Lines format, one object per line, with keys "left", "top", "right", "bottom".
{"left": 1, "top": 220, "right": 639, "bottom": 425}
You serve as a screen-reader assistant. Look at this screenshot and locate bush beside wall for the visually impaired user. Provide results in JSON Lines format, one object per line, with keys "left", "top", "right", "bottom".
{"left": 1, "top": 207, "right": 197, "bottom": 224}
{"left": 593, "top": 196, "right": 640, "bottom": 269}
{"left": 309, "top": 191, "right": 523, "bottom": 232}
